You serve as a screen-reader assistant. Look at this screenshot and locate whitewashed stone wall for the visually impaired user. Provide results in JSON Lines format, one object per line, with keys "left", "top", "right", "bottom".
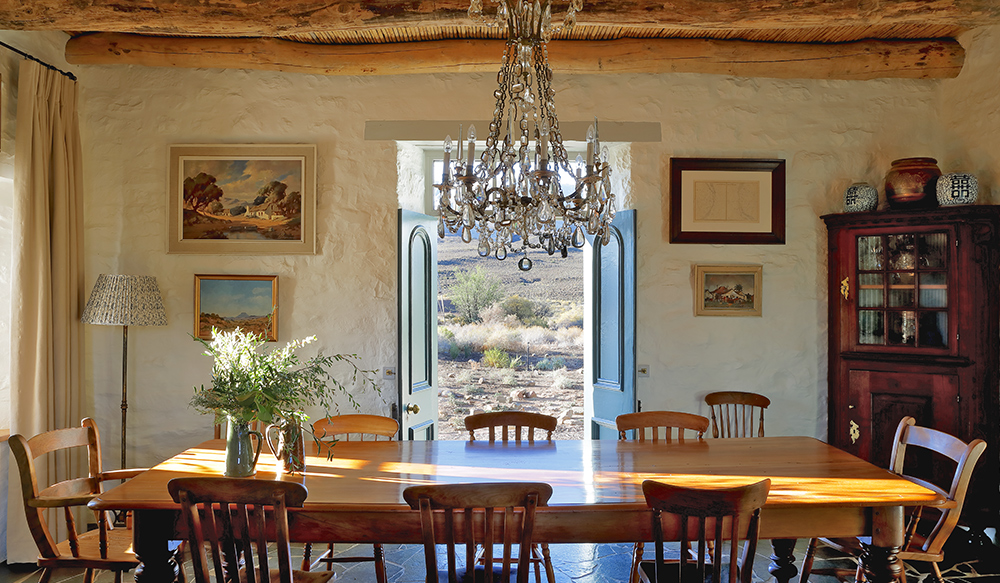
{"left": 2, "top": 27, "right": 1000, "bottom": 478}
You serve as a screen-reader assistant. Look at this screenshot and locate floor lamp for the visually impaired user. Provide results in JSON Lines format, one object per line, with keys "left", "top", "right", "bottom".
{"left": 82, "top": 274, "right": 167, "bottom": 470}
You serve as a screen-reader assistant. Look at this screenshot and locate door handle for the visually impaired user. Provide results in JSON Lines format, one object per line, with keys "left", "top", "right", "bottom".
{"left": 405, "top": 403, "right": 421, "bottom": 414}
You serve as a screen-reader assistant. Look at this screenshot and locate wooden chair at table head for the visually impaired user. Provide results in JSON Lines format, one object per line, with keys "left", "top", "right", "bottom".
{"left": 799, "top": 416, "right": 987, "bottom": 583}
{"left": 167, "top": 477, "right": 334, "bottom": 583}
{"left": 301, "top": 414, "right": 399, "bottom": 583}
{"left": 402, "top": 482, "right": 554, "bottom": 583}
{"left": 464, "top": 411, "right": 558, "bottom": 583}
{"left": 639, "top": 478, "right": 771, "bottom": 583}
{"left": 704, "top": 391, "right": 771, "bottom": 438}
{"left": 616, "top": 411, "right": 710, "bottom": 442}
{"left": 8, "top": 418, "right": 145, "bottom": 583}
{"left": 616, "top": 411, "right": 710, "bottom": 583}
{"left": 465, "top": 411, "right": 557, "bottom": 443}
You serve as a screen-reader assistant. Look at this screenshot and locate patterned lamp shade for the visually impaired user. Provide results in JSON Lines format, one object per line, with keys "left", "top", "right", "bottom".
{"left": 81, "top": 274, "right": 167, "bottom": 327}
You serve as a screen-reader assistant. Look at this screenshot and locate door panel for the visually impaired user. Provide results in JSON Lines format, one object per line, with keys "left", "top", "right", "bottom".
{"left": 398, "top": 210, "right": 438, "bottom": 440}
{"left": 585, "top": 210, "right": 636, "bottom": 439}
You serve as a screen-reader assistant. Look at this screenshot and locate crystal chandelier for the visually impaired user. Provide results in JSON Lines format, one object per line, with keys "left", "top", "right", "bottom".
{"left": 434, "top": 0, "right": 615, "bottom": 271}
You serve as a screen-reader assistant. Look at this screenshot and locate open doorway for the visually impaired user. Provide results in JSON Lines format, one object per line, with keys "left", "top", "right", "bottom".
{"left": 435, "top": 234, "right": 585, "bottom": 440}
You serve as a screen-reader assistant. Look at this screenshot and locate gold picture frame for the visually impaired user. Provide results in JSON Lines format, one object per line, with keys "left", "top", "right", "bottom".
{"left": 168, "top": 144, "right": 316, "bottom": 254}
{"left": 194, "top": 274, "right": 278, "bottom": 341}
{"left": 694, "top": 264, "right": 762, "bottom": 317}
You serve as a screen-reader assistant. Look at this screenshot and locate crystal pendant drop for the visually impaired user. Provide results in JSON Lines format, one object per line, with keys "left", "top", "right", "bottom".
{"left": 461, "top": 226, "right": 473, "bottom": 243}
{"left": 462, "top": 204, "right": 474, "bottom": 228}
{"left": 478, "top": 238, "right": 491, "bottom": 257}
{"left": 495, "top": 246, "right": 508, "bottom": 261}
{"left": 437, "top": 219, "right": 446, "bottom": 238}
{"left": 572, "top": 225, "right": 585, "bottom": 248}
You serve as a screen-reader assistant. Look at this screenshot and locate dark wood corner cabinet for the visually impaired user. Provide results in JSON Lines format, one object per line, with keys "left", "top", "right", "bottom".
{"left": 824, "top": 205, "right": 1000, "bottom": 528}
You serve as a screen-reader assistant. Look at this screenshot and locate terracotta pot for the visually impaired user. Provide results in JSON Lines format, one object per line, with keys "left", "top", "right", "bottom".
{"left": 884, "top": 157, "right": 941, "bottom": 209}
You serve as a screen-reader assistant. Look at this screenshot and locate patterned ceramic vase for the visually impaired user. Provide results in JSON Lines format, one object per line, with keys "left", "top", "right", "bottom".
{"left": 843, "top": 182, "right": 879, "bottom": 212}
{"left": 936, "top": 172, "right": 978, "bottom": 206}
{"left": 884, "top": 157, "right": 941, "bottom": 209}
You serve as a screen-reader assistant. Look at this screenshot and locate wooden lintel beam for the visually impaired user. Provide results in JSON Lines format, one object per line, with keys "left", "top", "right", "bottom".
{"left": 7, "top": 0, "right": 1000, "bottom": 35}
{"left": 65, "top": 33, "right": 964, "bottom": 80}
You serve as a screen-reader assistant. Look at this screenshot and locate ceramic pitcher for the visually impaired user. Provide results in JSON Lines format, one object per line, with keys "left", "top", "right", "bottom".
{"left": 225, "top": 417, "right": 263, "bottom": 477}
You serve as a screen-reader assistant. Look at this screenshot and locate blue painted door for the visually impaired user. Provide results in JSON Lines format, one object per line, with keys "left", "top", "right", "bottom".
{"left": 398, "top": 210, "right": 439, "bottom": 440}
{"left": 585, "top": 210, "right": 636, "bottom": 439}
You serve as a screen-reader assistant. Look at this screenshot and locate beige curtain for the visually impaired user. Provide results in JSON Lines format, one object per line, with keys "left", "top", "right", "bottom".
{"left": 6, "top": 59, "right": 85, "bottom": 564}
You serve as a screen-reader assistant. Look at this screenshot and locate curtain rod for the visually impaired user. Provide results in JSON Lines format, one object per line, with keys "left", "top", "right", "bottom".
{"left": 0, "top": 40, "right": 77, "bottom": 81}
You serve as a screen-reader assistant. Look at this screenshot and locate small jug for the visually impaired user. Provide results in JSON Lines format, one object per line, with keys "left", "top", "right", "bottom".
{"left": 225, "top": 417, "right": 263, "bottom": 477}
{"left": 266, "top": 421, "right": 306, "bottom": 473}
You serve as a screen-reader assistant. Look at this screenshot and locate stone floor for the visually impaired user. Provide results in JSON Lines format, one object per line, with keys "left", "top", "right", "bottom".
{"left": 2, "top": 536, "right": 998, "bottom": 583}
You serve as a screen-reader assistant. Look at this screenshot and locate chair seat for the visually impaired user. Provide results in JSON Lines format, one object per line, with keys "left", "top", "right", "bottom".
{"left": 238, "top": 567, "right": 334, "bottom": 583}
{"left": 436, "top": 564, "right": 522, "bottom": 583}
{"left": 638, "top": 561, "right": 736, "bottom": 583}
{"left": 39, "top": 527, "right": 137, "bottom": 570}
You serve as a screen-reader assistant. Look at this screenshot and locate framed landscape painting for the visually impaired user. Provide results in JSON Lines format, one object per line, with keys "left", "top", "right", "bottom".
{"left": 194, "top": 274, "right": 278, "bottom": 341}
{"left": 694, "top": 264, "right": 762, "bottom": 317}
{"left": 168, "top": 144, "right": 316, "bottom": 254}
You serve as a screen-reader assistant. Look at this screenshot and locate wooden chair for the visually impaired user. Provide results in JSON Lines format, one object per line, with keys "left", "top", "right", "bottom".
{"left": 8, "top": 418, "right": 145, "bottom": 583}
{"left": 616, "top": 411, "right": 710, "bottom": 442}
{"left": 638, "top": 478, "right": 771, "bottom": 583}
{"left": 465, "top": 411, "right": 557, "bottom": 443}
{"left": 402, "top": 482, "right": 553, "bottom": 583}
{"left": 167, "top": 477, "right": 334, "bottom": 583}
{"left": 464, "top": 412, "right": 558, "bottom": 583}
{"left": 301, "top": 414, "right": 399, "bottom": 583}
{"left": 617, "top": 411, "right": 710, "bottom": 583}
{"left": 799, "top": 416, "right": 987, "bottom": 583}
{"left": 704, "top": 392, "right": 771, "bottom": 438}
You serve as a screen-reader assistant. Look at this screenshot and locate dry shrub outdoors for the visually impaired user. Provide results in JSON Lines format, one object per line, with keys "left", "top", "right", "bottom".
{"left": 436, "top": 235, "right": 585, "bottom": 440}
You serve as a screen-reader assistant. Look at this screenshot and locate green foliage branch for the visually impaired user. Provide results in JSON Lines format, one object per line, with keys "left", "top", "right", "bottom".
{"left": 450, "top": 266, "right": 503, "bottom": 323}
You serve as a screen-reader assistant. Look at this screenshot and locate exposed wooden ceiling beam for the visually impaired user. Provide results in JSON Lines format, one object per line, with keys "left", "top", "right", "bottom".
{"left": 65, "top": 33, "right": 963, "bottom": 80}
{"left": 7, "top": 0, "right": 1000, "bottom": 35}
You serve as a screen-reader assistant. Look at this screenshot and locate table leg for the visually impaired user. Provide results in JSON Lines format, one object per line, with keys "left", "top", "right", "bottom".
{"left": 133, "top": 510, "right": 180, "bottom": 583}
{"left": 860, "top": 506, "right": 905, "bottom": 583}
{"left": 768, "top": 539, "right": 798, "bottom": 583}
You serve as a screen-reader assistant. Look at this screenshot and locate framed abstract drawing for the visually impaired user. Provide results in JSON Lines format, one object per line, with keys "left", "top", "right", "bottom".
{"left": 670, "top": 158, "right": 786, "bottom": 244}
{"left": 194, "top": 274, "right": 278, "bottom": 341}
{"left": 694, "top": 264, "right": 762, "bottom": 317}
{"left": 168, "top": 144, "right": 316, "bottom": 254}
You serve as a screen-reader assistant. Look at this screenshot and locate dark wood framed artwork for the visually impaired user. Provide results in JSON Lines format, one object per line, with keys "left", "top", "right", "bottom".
{"left": 669, "top": 158, "right": 786, "bottom": 244}
{"left": 194, "top": 274, "right": 278, "bottom": 341}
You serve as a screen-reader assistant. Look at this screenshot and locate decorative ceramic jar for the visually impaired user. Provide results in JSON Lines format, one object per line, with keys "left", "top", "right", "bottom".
{"left": 936, "top": 172, "right": 978, "bottom": 206}
{"left": 225, "top": 417, "right": 263, "bottom": 477}
{"left": 884, "top": 157, "right": 941, "bottom": 209}
{"left": 843, "top": 182, "right": 879, "bottom": 212}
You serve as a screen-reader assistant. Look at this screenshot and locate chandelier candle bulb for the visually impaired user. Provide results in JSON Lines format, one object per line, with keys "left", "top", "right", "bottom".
{"left": 467, "top": 125, "right": 476, "bottom": 167}
{"left": 443, "top": 135, "right": 452, "bottom": 181}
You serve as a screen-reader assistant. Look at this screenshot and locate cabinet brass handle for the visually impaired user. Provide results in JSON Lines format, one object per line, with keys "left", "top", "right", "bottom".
{"left": 840, "top": 277, "right": 850, "bottom": 301}
{"left": 849, "top": 420, "right": 860, "bottom": 444}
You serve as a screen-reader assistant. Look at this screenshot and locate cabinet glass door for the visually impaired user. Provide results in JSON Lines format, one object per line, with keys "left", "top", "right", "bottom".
{"left": 856, "top": 232, "right": 948, "bottom": 348}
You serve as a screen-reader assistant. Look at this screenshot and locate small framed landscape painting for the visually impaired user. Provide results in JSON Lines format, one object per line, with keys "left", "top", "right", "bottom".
{"left": 194, "top": 274, "right": 278, "bottom": 341}
{"left": 168, "top": 144, "right": 316, "bottom": 254}
{"left": 694, "top": 264, "right": 762, "bottom": 317}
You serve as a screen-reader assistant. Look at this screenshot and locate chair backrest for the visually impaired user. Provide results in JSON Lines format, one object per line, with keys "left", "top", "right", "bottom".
{"left": 889, "top": 416, "right": 987, "bottom": 556}
{"left": 312, "top": 414, "right": 399, "bottom": 441}
{"left": 642, "top": 479, "right": 771, "bottom": 583}
{"left": 8, "top": 418, "right": 105, "bottom": 559}
{"left": 167, "top": 477, "right": 308, "bottom": 583}
{"left": 704, "top": 392, "right": 771, "bottom": 438}
{"left": 402, "top": 482, "right": 553, "bottom": 583}
{"left": 616, "top": 411, "right": 709, "bottom": 442}
{"left": 465, "top": 411, "right": 557, "bottom": 442}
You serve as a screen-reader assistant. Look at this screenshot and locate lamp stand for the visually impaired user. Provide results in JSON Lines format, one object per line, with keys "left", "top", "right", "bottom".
{"left": 120, "top": 324, "right": 129, "bottom": 471}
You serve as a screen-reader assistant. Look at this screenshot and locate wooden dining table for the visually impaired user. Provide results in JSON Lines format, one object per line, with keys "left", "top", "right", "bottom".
{"left": 90, "top": 436, "right": 944, "bottom": 583}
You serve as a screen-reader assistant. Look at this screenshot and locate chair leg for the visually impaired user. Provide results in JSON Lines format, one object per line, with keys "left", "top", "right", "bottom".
{"left": 302, "top": 542, "right": 314, "bottom": 571}
{"left": 38, "top": 568, "right": 53, "bottom": 583}
{"left": 324, "top": 543, "right": 335, "bottom": 571}
{"left": 531, "top": 544, "right": 542, "bottom": 583}
{"left": 83, "top": 569, "right": 95, "bottom": 583}
{"left": 114, "top": 570, "right": 123, "bottom": 583}
{"left": 630, "top": 542, "right": 644, "bottom": 583}
{"left": 800, "top": 538, "right": 818, "bottom": 583}
{"left": 540, "top": 543, "right": 555, "bottom": 583}
{"left": 929, "top": 561, "right": 943, "bottom": 583}
{"left": 373, "top": 543, "right": 388, "bottom": 583}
